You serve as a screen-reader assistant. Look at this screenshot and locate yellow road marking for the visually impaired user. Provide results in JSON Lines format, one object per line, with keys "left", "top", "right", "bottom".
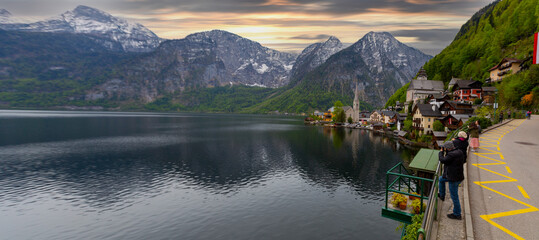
{"left": 472, "top": 120, "right": 537, "bottom": 239}
{"left": 518, "top": 186, "right": 530, "bottom": 199}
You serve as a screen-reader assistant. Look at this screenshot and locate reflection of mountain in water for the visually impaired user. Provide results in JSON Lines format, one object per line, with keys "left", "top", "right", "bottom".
{"left": 0, "top": 113, "right": 414, "bottom": 208}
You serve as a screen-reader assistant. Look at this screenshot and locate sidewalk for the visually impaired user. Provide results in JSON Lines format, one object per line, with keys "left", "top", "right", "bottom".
{"left": 433, "top": 119, "right": 515, "bottom": 240}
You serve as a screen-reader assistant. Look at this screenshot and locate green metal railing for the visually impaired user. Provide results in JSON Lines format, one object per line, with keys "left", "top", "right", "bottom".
{"left": 382, "top": 163, "right": 433, "bottom": 224}
{"left": 417, "top": 162, "right": 442, "bottom": 240}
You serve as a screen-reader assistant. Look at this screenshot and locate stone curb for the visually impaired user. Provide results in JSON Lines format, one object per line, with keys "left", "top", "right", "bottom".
{"left": 463, "top": 119, "right": 514, "bottom": 240}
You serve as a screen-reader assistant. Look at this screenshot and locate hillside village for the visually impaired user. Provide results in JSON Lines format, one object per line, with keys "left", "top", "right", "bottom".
{"left": 306, "top": 55, "right": 533, "bottom": 149}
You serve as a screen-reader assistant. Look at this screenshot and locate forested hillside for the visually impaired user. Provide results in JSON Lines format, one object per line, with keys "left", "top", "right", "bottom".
{"left": 423, "top": 0, "right": 539, "bottom": 82}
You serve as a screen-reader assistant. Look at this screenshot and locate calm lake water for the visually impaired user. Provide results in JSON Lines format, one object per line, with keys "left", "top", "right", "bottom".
{"left": 0, "top": 110, "right": 415, "bottom": 240}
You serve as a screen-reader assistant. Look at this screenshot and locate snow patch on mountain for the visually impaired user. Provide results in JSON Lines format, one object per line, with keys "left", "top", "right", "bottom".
{"left": 0, "top": 5, "right": 162, "bottom": 52}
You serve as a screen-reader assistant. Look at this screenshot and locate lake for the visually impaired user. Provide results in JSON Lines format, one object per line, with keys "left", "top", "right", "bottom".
{"left": 0, "top": 110, "right": 415, "bottom": 239}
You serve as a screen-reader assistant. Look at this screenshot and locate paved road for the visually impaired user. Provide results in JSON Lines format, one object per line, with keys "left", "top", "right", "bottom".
{"left": 468, "top": 116, "right": 539, "bottom": 240}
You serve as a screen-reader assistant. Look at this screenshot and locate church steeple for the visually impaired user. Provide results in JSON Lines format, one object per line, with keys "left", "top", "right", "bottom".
{"left": 417, "top": 67, "right": 428, "bottom": 80}
{"left": 353, "top": 82, "right": 360, "bottom": 122}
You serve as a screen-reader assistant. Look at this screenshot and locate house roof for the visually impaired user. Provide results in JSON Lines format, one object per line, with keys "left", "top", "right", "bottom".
{"left": 415, "top": 104, "right": 442, "bottom": 117}
{"left": 397, "top": 113, "right": 407, "bottom": 121}
{"left": 451, "top": 114, "right": 475, "bottom": 122}
{"left": 482, "top": 86, "right": 497, "bottom": 92}
{"left": 342, "top": 106, "right": 352, "bottom": 112}
{"left": 409, "top": 148, "right": 440, "bottom": 173}
{"left": 408, "top": 80, "right": 445, "bottom": 91}
{"left": 432, "top": 131, "right": 447, "bottom": 138}
{"left": 449, "top": 77, "right": 463, "bottom": 86}
{"left": 453, "top": 80, "right": 483, "bottom": 90}
{"left": 382, "top": 110, "right": 397, "bottom": 118}
{"left": 397, "top": 131, "right": 408, "bottom": 137}
{"left": 488, "top": 58, "right": 523, "bottom": 71}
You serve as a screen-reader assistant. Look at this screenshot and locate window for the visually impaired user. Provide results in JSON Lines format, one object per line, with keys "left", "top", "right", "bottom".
{"left": 428, "top": 118, "right": 431, "bottom": 122}
{"left": 428, "top": 125, "right": 430, "bottom": 128}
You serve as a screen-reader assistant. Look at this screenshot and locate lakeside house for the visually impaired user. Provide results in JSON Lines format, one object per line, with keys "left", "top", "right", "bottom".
{"left": 451, "top": 79, "right": 483, "bottom": 102}
{"left": 488, "top": 58, "right": 522, "bottom": 82}
{"left": 370, "top": 111, "right": 383, "bottom": 123}
{"left": 382, "top": 110, "right": 397, "bottom": 125}
{"left": 412, "top": 104, "right": 442, "bottom": 134}
{"left": 392, "top": 113, "right": 407, "bottom": 131}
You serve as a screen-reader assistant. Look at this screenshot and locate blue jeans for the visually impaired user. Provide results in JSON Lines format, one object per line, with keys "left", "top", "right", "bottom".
{"left": 439, "top": 176, "right": 461, "bottom": 216}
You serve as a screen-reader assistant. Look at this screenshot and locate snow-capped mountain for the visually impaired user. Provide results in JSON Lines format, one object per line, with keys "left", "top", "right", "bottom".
{"left": 353, "top": 32, "right": 430, "bottom": 86}
{"left": 86, "top": 30, "right": 297, "bottom": 102}
{"left": 284, "top": 31, "right": 431, "bottom": 107}
{"left": 290, "top": 36, "right": 344, "bottom": 79}
{"left": 0, "top": 5, "right": 162, "bottom": 52}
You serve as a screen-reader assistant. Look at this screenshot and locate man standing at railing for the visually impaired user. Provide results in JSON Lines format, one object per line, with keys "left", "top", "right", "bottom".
{"left": 438, "top": 141, "right": 465, "bottom": 220}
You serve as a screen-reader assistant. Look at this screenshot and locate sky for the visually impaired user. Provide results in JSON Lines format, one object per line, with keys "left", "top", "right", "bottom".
{"left": 1, "top": 0, "right": 495, "bottom": 55}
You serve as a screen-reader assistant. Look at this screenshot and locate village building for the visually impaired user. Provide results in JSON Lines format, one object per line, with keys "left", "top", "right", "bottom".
{"left": 427, "top": 93, "right": 450, "bottom": 107}
{"left": 370, "top": 110, "right": 383, "bottom": 123}
{"left": 392, "top": 113, "right": 408, "bottom": 131}
{"left": 451, "top": 114, "right": 475, "bottom": 125}
{"left": 488, "top": 58, "right": 523, "bottom": 82}
{"left": 405, "top": 68, "right": 444, "bottom": 112}
{"left": 343, "top": 106, "right": 354, "bottom": 121}
{"left": 439, "top": 115, "right": 463, "bottom": 130}
{"left": 358, "top": 111, "right": 371, "bottom": 124}
{"left": 381, "top": 110, "right": 397, "bottom": 125}
{"left": 448, "top": 77, "right": 463, "bottom": 91}
{"left": 438, "top": 100, "right": 474, "bottom": 116}
{"left": 481, "top": 86, "right": 497, "bottom": 105}
{"left": 452, "top": 80, "right": 483, "bottom": 102}
{"left": 432, "top": 131, "right": 448, "bottom": 149}
{"left": 412, "top": 104, "right": 442, "bottom": 135}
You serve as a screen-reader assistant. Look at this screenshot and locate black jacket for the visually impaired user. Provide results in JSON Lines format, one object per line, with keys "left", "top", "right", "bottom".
{"left": 439, "top": 149, "right": 465, "bottom": 181}
{"left": 452, "top": 138, "right": 469, "bottom": 162}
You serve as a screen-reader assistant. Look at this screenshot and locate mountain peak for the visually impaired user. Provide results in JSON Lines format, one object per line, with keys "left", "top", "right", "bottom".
{"left": 363, "top": 31, "right": 395, "bottom": 40}
{"left": 65, "top": 5, "right": 115, "bottom": 22}
{"left": 325, "top": 36, "right": 341, "bottom": 43}
{"left": 0, "top": 9, "right": 11, "bottom": 17}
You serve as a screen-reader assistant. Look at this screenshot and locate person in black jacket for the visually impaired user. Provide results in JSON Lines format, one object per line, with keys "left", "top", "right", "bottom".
{"left": 452, "top": 131, "right": 469, "bottom": 162}
{"left": 438, "top": 141, "right": 465, "bottom": 220}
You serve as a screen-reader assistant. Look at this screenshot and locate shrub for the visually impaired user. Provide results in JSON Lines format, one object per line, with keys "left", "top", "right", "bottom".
{"left": 474, "top": 98, "right": 483, "bottom": 105}
{"left": 403, "top": 120, "right": 413, "bottom": 131}
{"left": 402, "top": 213, "right": 424, "bottom": 240}
{"left": 419, "top": 134, "right": 432, "bottom": 143}
{"left": 433, "top": 120, "right": 444, "bottom": 131}
{"left": 347, "top": 116, "right": 353, "bottom": 124}
{"left": 466, "top": 116, "right": 492, "bottom": 129}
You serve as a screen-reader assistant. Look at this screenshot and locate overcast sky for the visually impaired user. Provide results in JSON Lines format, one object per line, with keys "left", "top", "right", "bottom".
{"left": 1, "top": 0, "right": 495, "bottom": 55}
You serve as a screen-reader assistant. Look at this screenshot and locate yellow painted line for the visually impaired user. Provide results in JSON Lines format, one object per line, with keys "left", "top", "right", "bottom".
{"left": 518, "top": 186, "right": 530, "bottom": 199}
{"left": 471, "top": 120, "right": 538, "bottom": 240}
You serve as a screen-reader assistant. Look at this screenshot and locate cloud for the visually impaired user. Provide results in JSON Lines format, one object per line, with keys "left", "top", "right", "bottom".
{"left": 391, "top": 28, "right": 460, "bottom": 42}
{"left": 289, "top": 34, "right": 332, "bottom": 40}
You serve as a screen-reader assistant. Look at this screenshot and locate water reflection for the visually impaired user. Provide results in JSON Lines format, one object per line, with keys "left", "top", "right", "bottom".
{"left": 0, "top": 111, "right": 408, "bottom": 240}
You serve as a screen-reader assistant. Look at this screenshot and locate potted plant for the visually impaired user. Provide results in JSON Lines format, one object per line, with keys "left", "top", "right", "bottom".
{"left": 412, "top": 199, "right": 427, "bottom": 214}
{"left": 391, "top": 193, "right": 408, "bottom": 210}
{"left": 409, "top": 192, "right": 419, "bottom": 201}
